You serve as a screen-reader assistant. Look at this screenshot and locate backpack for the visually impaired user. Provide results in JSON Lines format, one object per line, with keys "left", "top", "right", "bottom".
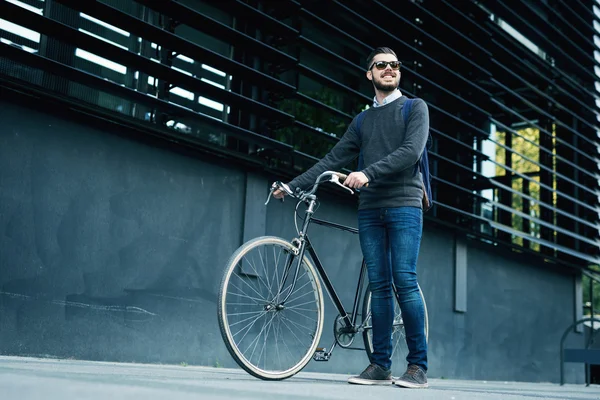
{"left": 355, "top": 98, "right": 433, "bottom": 212}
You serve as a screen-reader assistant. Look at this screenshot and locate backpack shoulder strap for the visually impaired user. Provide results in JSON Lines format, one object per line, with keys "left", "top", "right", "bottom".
{"left": 355, "top": 110, "right": 368, "bottom": 171}
{"left": 355, "top": 110, "right": 367, "bottom": 138}
{"left": 402, "top": 98, "right": 415, "bottom": 125}
{"left": 404, "top": 98, "right": 432, "bottom": 150}
{"left": 404, "top": 98, "right": 433, "bottom": 211}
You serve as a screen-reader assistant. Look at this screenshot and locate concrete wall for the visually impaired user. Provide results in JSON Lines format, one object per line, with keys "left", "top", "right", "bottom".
{"left": 0, "top": 98, "right": 584, "bottom": 382}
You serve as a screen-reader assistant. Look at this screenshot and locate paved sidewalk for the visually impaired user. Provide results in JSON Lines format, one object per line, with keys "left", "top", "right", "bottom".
{"left": 1, "top": 356, "right": 599, "bottom": 400}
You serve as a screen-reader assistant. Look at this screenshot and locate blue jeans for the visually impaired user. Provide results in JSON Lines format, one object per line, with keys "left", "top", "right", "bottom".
{"left": 358, "top": 207, "right": 427, "bottom": 371}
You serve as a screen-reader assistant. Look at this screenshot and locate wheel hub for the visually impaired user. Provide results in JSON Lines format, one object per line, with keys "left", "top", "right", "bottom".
{"left": 264, "top": 303, "right": 285, "bottom": 312}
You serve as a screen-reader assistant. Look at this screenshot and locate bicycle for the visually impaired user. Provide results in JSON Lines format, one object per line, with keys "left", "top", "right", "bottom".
{"left": 217, "top": 170, "right": 429, "bottom": 380}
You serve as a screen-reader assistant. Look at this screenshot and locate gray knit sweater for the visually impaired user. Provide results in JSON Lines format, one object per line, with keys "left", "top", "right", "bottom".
{"left": 289, "top": 96, "right": 430, "bottom": 210}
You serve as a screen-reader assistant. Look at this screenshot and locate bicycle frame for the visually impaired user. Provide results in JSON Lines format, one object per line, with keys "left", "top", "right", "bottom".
{"left": 306, "top": 226, "right": 366, "bottom": 331}
{"left": 284, "top": 195, "right": 369, "bottom": 340}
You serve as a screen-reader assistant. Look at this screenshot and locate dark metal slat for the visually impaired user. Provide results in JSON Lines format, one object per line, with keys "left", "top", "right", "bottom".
{"left": 132, "top": 0, "right": 297, "bottom": 65}
{"left": 413, "top": 0, "right": 493, "bottom": 58}
{"left": 536, "top": 0, "right": 596, "bottom": 51}
{"left": 488, "top": 0, "right": 598, "bottom": 84}
{"left": 432, "top": 126, "right": 599, "bottom": 216}
{"left": 490, "top": 118, "right": 598, "bottom": 182}
{"left": 489, "top": 57, "right": 600, "bottom": 135}
{"left": 328, "top": 0, "right": 493, "bottom": 97}
{"left": 431, "top": 126, "right": 600, "bottom": 217}
{"left": 210, "top": 0, "right": 300, "bottom": 38}
{"left": 491, "top": 98, "right": 597, "bottom": 165}
{"left": 491, "top": 77, "right": 599, "bottom": 152}
{"left": 0, "top": 41, "right": 293, "bottom": 152}
{"left": 514, "top": 0, "right": 596, "bottom": 63}
{"left": 300, "top": 34, "right": 492, "bottom": 119}
{"left": 371, "top": 0, "right": 492, "bottom": 77}
{"left": 489, "top": 32, "right": 600, "bottom": 106}
{"left": 295, "top": 92, "right": 353, "bottom": 121}
{"left": 0, "top": 1, "right": 294, "bottom": 124}
{"left": 52, "top": 0, "right": 296, "bottom": 95}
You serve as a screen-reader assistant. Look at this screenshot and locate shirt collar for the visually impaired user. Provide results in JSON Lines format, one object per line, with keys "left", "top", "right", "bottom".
{"left": 373, "top": 89, "right": 402, "bottom": 108}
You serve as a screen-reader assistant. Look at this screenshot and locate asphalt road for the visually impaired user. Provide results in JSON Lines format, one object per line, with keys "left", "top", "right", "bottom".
{"left": 1, "top": 356, "right": 599, "bottom": 400}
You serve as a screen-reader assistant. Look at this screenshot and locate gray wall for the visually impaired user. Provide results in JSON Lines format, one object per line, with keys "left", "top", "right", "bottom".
{"left": 0, "top": 99, "right": 584, "bottom": 383}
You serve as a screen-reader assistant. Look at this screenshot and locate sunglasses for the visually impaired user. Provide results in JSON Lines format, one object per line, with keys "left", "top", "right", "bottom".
{"left": 369, "top": 60, "right": 402, "bottom": 71}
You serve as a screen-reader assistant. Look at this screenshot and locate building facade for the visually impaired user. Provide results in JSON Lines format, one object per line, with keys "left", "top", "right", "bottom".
{"left": 0, "top": 0, "right": 599, "bottom": 383}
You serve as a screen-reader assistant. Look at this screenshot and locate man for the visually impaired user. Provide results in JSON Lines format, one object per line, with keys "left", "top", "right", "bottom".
{"left": 273, "top": 47, "right": 429, "bottom": 389}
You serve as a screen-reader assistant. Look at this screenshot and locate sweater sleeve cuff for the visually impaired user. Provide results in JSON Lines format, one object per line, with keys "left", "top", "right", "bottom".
{"left": 361, "top": 169, "right": 374, "bottom": 183}
{"left": 287, "top": 180, "right": 298, "bottom": 192}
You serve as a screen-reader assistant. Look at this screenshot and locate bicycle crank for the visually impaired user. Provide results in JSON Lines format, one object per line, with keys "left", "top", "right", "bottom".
{"left": 333, "top": 314, "right": 356, "bottom": 348}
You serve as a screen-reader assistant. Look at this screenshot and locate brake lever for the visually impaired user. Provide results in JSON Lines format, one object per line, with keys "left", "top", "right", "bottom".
{"left": 265, "top": 182, "right": 293, "bottom": 205}
{"left": 331, "top": 179, "right": 354, "bottom": 195}
{"left": 265, "top": 186, "right": 275, "bottom": 205}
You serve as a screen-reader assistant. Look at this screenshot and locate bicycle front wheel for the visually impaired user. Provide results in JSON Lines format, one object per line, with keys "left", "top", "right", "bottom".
{"left": 362, "top": 284, "right": 428, "bottom": 369}
{"left": 217, "top": 236, "right": 324, "bottom": 380}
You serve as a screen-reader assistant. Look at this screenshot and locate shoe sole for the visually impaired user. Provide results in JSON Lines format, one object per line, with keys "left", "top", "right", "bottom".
{"left": 394, "top": 381, "right": 428, "bottom": 389}
{"left": 347, "top": 377, "right": 393, "bottom": 385}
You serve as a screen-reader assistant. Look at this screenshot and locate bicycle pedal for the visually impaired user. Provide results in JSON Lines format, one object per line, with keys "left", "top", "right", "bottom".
{"left": 313, "top": 348, "right": 330, "bottom": 362}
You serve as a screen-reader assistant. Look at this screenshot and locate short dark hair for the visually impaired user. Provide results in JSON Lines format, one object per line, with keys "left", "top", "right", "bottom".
{"left": 366, "top": 47, "right": 398, "bottom": 70}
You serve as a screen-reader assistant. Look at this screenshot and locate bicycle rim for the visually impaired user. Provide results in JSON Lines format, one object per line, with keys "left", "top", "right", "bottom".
{"left": 218, "top": 236, "right": 324, "bottom": 380}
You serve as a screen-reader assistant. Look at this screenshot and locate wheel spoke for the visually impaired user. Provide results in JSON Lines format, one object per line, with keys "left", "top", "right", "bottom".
{"left": 276, "top": 315, "right": 297, "bottom": 363}
{"left": 230, "top": 310, "right": 267, "bottom": 333}
{"left": 286, "top": 298, "right": 321, "bottom": 309}
{"left": 247, "top": 312, "right": 277, "bottom": 366}
{"left": 279, "top": 314, "right": 311, "bottom": 348}
{"left": 255, "top": 247, "right": 275, "bottom": 299}
{"left": 233, "top": 310, "right": 268, "bottom": 348}
{"left": 230, "top": 270, "right": 268, "bottom": 302}
{"left": 228, "top": 310, "right": 266, "bottom": 318}
{"left": 245, "top": 250, "right": 272, "bottom": 297}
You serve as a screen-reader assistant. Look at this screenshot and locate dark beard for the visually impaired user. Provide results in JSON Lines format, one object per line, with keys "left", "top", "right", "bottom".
{"left": 373, "top": 78, "right": 398, "bottom": 92}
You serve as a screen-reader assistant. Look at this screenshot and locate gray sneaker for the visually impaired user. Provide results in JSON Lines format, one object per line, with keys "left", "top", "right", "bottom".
{"left": 347, "top": 363, "right": 393, "bottom": 385}
{"left": 394, "top": 364, "right": 428, "bottom": 388}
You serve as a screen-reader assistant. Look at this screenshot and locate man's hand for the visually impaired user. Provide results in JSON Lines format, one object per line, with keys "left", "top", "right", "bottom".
{"left": 343, "top": 172, "right": 369, "bottom": 189}
{"left": 273, "top": 188, "right": 286, "bottom": 199}
{"left": 272, "top": 182, "right": 292, "bottom": 199}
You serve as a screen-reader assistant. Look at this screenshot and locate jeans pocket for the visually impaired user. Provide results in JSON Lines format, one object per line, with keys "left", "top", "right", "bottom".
{"left": 388, "top": 207, "right": 422, "bottom": 227}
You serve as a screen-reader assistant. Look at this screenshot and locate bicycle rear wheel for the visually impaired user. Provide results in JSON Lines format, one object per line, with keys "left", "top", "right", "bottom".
{"left": 361, "top": 284, "right": 428, "bottom": 370}
{"left": 218, "top": 236, "right": 324, "bottom": 380}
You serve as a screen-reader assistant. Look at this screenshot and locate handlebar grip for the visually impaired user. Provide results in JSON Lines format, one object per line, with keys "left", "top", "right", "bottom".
{"left": 334, "top": 172, "right": 369, "bottom": 188}
{"left": 335, "top": 172, "right": 348, "bottom": 182}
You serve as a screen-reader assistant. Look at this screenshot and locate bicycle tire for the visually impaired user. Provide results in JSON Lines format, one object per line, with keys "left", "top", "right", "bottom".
{"left": 217, "top": 236, "right": 325, "bottom": 380}
{"left": 361, "top": 283, "right": 429, "bottom": 368}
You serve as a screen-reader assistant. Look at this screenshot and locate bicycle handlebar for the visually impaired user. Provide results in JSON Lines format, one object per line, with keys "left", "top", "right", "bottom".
{"left": 265, "top": 171, "right": 361, "bottom": 206}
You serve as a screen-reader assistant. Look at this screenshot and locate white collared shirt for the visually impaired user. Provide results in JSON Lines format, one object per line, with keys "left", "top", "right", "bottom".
{"left": 373, "top": 89, "right": 402, "bottom": 108}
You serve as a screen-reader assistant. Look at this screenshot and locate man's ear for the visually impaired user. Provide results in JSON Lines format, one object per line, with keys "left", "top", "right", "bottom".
{"left": 366, "top": 70, "right": 373, "bottom": 81}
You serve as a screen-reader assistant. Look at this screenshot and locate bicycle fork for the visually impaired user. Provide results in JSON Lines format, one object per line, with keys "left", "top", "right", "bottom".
{"left": 269, "top": 197, "right": 318, "bottom": 309}
{"left": 267, "top": 241, "right": 304, "bottom": 310}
